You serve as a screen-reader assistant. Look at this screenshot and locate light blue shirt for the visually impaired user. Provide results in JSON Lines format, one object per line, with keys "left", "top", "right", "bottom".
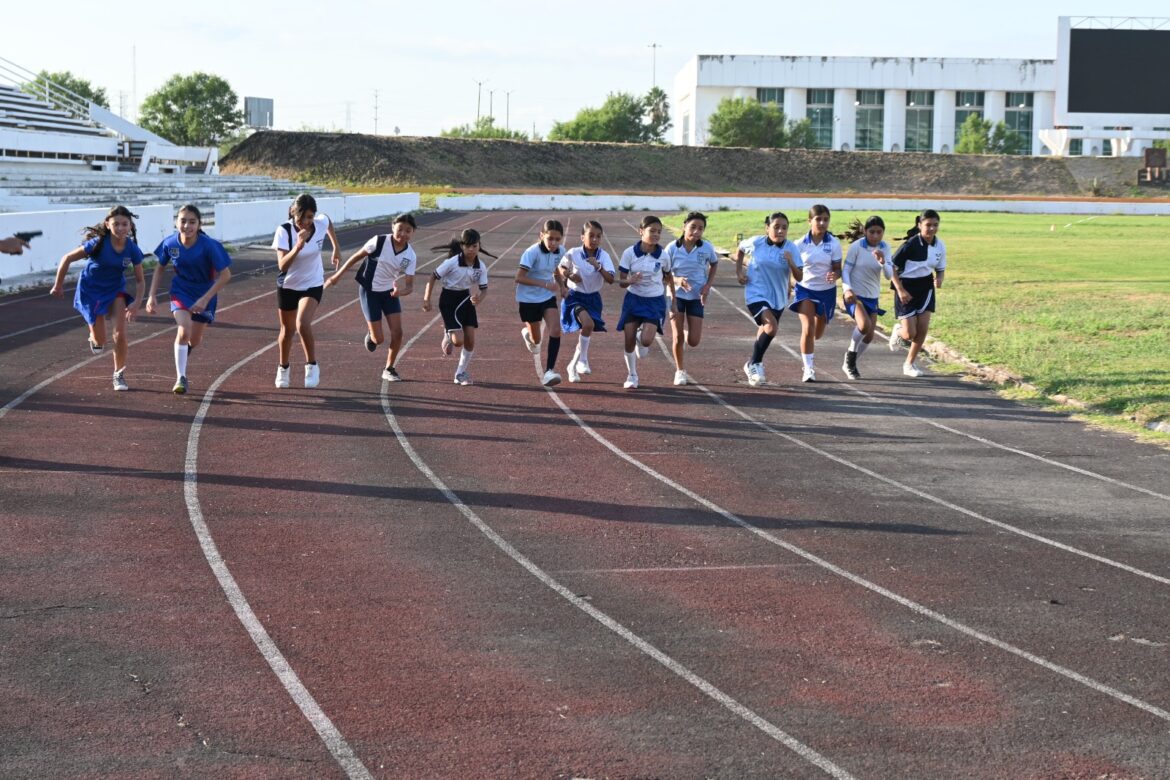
{"left": 515, "top": 241, "right": 564, "bottom": 303}
{"left": 665, "top": 239, "right": 718, "bottom": 301}
{"left": 738, "top": 235, "right": 801, "bottom": 310}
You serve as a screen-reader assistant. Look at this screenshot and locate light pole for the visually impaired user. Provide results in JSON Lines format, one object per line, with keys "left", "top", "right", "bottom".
{"left": 648, "top": 43, "right": 661, "bottom": 88}
{"left": 505, "top": 90, "right": 515, "bottom": 132}
{"left": 473, "top": 78, "right": 489, "bottom": 123}
{"left": 489, "top": 89, "right": 495, "bottom": 122}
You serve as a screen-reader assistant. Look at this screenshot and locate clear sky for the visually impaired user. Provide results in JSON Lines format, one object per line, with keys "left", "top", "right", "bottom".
{"left": 3, "top": 1, "right": 1168, "bottom": 138}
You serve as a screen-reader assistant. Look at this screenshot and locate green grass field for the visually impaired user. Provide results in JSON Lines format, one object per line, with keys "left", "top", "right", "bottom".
{"left": 677, "top": 210, "right": 1170, "bottom": 433}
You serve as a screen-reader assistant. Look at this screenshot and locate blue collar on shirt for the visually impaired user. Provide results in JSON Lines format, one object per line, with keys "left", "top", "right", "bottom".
{"left": 580, "top": 247, "right": 598, "bottom": 259}
{"left": 632, "top": 242, "right": 662, "bottom": 258}
{"left": 800, "top": 231, "right": 834, "bottom": 246}
{"left": 674, "top": 238, "right": 704, "bottom": 249}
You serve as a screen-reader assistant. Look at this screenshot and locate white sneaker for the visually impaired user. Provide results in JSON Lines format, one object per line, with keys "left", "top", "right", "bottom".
{"left": 304, "top": 363, "right": 320, "bottom": 388}
{"left": 567, "top": 359, "right": 581, "bottom": 383}
{"left": 888, "top": 325, "right": 909, "bottom": 351}
{"left": 454, "top": 371, "right": 473, "bottom": 385}
{"left": 576, "top": 360, "right": 591, "bottom": 375}
{"left": 903, "top": 362, "right": 924, "bottom": 378}
{"left": 541, "top": 369, "right": 562, "bottom": 387}
{"left": 744, "top": 361, "right": 761, "bottom": 388}
{"left": 521, "top": 327, "right": 540, "bottom": 354}
{"left": 275, "top": 366, "right": 290, "bottom": 388}
{"left": 623, "top": 374, "right": 639, "bottom": 389}
{"left": 801, "top": 367, "right": 816, "bottom": 383}
{"left": 756, "top": 363, "right": 766, "bottom": 384}
{"left": 112, "top": 370, "right": 128, "bottom": 392}
{"left": 636, "top": 343, "right": 650, "bottom": 359}
{"left": 382, "top": 366, "right": 402, "bottom": 382}
{"left": 673, "top": 369, "right": 688, "bottom": 386}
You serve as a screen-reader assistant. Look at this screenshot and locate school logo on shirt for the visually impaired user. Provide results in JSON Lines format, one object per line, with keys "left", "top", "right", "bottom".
{"left": 121, "top": 256, "right": 132, "bottom": 267}
{"left": 168, "top": 247, "right": 181, "bottom": 259}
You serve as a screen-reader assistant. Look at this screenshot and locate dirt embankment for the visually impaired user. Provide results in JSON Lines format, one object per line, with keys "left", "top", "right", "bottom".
{"left": 221, "top": 131, "right": 1146, "bottom": 197}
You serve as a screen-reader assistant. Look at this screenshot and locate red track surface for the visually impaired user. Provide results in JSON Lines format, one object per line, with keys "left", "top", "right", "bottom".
{"left": 2, "top": 211, "right": 1168, "bottom": 779}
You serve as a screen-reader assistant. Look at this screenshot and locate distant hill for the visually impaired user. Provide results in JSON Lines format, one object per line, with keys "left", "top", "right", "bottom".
{"left": 221, "top": 131, "right": 1148, "bottom": 198}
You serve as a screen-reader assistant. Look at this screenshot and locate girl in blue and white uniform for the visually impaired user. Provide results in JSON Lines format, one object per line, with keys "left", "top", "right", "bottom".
{"left": 50, "top": 205, "right": 145, "bottom": 391}
{"left": 840, "top": 215, "right": 893, "bottom": 380}
{"left": 789, "top": 203, "right": 843, "bottom": 382}
{"left": 327, "top": 213, "right": 418, "bottom": 382}
{"left": 145, "top": 204, "right": 232, "bottom": 395}
{"left": 515, "top": 220, "right": 567, "bottom": 387}
{"left": 270, "top": 193, "right": 341, "bottom": 389}
{"left": 888, "top": 209, "right": 946, "bottom": 377}
{"left": 422, "top": 229, "right": 493, "bottom": 386}
{"left": 734, "top": 211, "right": 803, "bottom": 388}
{"left": 558, "top": 219, "right": 615, "bottom": 383}
{"left": 617, "top": 215, "right": 674, "bottom": 390}
{"left": 665, "top": 211, "right": 719, "bottom": 386}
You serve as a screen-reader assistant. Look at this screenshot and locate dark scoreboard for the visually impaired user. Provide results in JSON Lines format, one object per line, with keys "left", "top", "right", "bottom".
{"left": 1067, "top": 28, "right": 1170, "bottom": 114}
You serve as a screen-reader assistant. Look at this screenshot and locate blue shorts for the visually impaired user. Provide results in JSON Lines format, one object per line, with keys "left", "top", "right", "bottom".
{"left": 617, "top": 292, "right": 666, "bottom": 333}
{"left": 74, "top": 288, "right": 131, "bottom": 326}
{"left": 788, "top": 285, "right": 836, "bottom": 322}
{"left": 170, "top": 294, "right": 215, "bottom": 324}
{"left": 673, "top": 297, "right": 705, "bottom": 318}
{"left": 561, "top": 290, "right": 606, "bottom": 333}
{"left": 359, "top": 287, "right": 402, "bottom": 321}
{"left": 845, "top": 295, "right": 885, "bottom": 318}
{"left": 747, "top": 300, "right": 783, "bottom": 325}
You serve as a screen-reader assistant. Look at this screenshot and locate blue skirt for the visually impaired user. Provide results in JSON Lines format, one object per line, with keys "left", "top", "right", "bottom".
{"left": 788, "top": 284, "right": 836, "bottom": 321}
{"left": 74, "top": 286, "right": 131, "bottom": 326}
{"left": 616, "top": 292, "right": 666, "bottom": 333}
{"left": 845, "top": 294, "right": 885, "bottom": 318}
{"left": 561, "top": 290, "right": 606, "bottom": 333}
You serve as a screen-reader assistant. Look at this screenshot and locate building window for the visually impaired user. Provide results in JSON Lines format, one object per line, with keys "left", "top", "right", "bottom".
{"left": 1069, "top": 139, "right": 1083, "bottom": 155}
{"left": 855, "top": 89, "right": 884, "bottom": 151}
{"left": 905, "top": 90, "right": 934, "bottom": 153}
{"left": 756, "top": 88, "right": 784, "bottom": 105}
{"left": 954, "top": 91, "right": 985, "bottom": 144}
{"left": 1004, "top": 92, "right": 1034, "bottom": 155}
{"left": 806, "top": 89, "right": 834, "bottom": 150}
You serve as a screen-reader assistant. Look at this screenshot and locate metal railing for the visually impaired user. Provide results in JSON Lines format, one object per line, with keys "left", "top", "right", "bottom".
{"left": 0, "top": 55, "right": 94, "bottom": 121}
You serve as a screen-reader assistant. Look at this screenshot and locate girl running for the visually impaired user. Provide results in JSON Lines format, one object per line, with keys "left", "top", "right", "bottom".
{"left": 558, "top": 220, "right": 615, "bottom": 383}
{"left": 326, "top": 213, "right": 418, "bottom": 382}
{"left": 617, "top": 215, "right": 674, "bottom": 390}
{"left": 789, "top": 204, "right": 843, "bottom": 383}
{"left": 516, "top": 219, "right": 567, "bottom": 387}
{"left": 50, "top": 205, "right": 145, "bottom": 391}
{"left": 840, "top": 216, "right": 893, "bottom": 380}
{"left": 422, "top": 229, "right": 494, "bottom": 386}
{"left": 735, "top": 212, "right": 803, "bottom": 388}
{"left": 270, "top": 193, "right": 341, "bottom": 389}
{"left": 665, "top": 211, "right": 719, "bottom": 386}
{"left": 888, "top": 209, "right": 946, "bottom": 377}
{"left": 145, "top": 204, "right": 232, "bottom": 395}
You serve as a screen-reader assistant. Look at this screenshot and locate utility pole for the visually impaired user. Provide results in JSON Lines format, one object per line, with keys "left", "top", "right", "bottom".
{"left": 474, "top": 78, "right": 489, "bottom": 123}
{"left": 505, "top": 90, "right": 514, "bottom": 132}
{"left": 648, "top": 42, "right": 661, "bottom": 88}
{"left": 374, "top": 90, "right": 379, "bottom": 135}
{"left": 489, "top": 89, "right": 495, "bottom": 122}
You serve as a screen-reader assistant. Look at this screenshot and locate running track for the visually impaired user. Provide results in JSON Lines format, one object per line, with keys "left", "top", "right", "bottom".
{"left": 1, "top": 211, "right": 1168, "bottom": 779}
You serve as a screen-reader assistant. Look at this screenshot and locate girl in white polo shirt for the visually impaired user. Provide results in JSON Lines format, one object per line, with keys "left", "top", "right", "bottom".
{"left": 617, "top": 215, "right": 675, "bottom": 389}
{"left": 422, "top": 229, "right": 494, "bottom": 386}
{"left": 889, "top": 209, "right": 946, "bottom": 377}
{"left": 735, "top": 212, "right": 803, "bottom": 388}
{"left": 840, "top": 215, "right": 893, "bottom": 380}
{"left": 326, "top": 213, "right": 418, "bottom": 382}
{"left": 516, "top": 219, "right": 567, "bottom": 387}
{"left": 271, "top": 193, "right": 341, "bottom": 389}
{"left": 558, "top": 219, "right": 615, "bottom": 383}
{"left": 665, "top": 211, "right": 719, "bottom": 386}
{"left": 788, "top": 203, "right": 843, "bottom": 383}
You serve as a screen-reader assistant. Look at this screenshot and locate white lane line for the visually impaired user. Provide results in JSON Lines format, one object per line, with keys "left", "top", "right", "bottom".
{"left": 557, "top": 564, "right": 808, "bottom": 575}
{"left": 1064, "top": 216, "right": 1099, "bottom": 229}
{"left": 378, "top": 218, "right": 858, "bottom": 779}
{"left": 0, "top": 288, "right": 74, "bottom": 307}
{"left": 183, "top": 299, "right": 373, "bottom": 780}
{"left": 0, "top": 314, "right": 80, "bottom": 341}
{"left": 710, "top": 285, "right": 1170, "bottom": 504}
{"left": 540, "top": 384, "right": 1170, "bottom": 725}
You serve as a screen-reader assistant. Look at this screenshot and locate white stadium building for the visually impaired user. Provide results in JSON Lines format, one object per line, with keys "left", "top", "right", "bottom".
{"left": 672, "top": 16, "right": 1170, "bottom": 157}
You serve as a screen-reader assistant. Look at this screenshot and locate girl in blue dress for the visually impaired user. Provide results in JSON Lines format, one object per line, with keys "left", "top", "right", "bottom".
{"left": 145, "top": 204, "right": 233, "bottom": 394}
{"left": 50, "top": 205, "right": 146, "bottom": 391}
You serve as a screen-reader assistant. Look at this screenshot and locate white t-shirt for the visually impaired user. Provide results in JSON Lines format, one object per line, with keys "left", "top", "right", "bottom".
{"left": 795, "top": 231, "right": 843, "bottom": 292}
{"left": 272, "top": 214, "right": 330, "bottom": 290}
{"left": 619, "top": 243, "right": 671, "bottom": 297}
{"left": 433, "top": 255, "right": 489, "bottom": 291}
{"left": 842, "top": 239, "right": 892, "bottom": 299}
{"left": 559, "top": 246, "right": 614, "bottom": 295}
{"left": 359, "top": 235, "right": 417, "bottom": 293}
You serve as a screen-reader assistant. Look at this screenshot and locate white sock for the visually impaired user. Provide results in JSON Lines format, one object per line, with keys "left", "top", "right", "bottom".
{"left": 849, "top": 328, "right": 864, "bottom": 353}
{"left": 457, "top": 349, "right": 473, "bottom": 373}
{"left": 856, "top": 339, "right": 870, "bottom": 355}
{"left": 174, "top": 343, "right": 188, "bottom": 377}
{"left": 802, "top": 353, "right": 814, "bottom": 370}
{"left": 624, "top": 350, "right": 637, "bottom": 375}
{"left": 578, "top": 335, "right": 591, "bottom": 362}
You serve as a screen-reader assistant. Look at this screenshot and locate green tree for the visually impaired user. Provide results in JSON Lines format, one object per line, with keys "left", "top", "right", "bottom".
{"left": 25, "top": 70, "right": 109, "bottom": 111}
{"left": 139, "top": 73, "right": 243, "bottom": 146}
{"left": 441, "top": 116, "right": 528, "bottom": 140}
{"left": 955, "top": 113, "right": 1025, "bottom": 155}
{"left": 548, "top": 88, "right": 670, "bottom": 144}
{"left": 707, "top": 98, "right": 787, "bottom": 147}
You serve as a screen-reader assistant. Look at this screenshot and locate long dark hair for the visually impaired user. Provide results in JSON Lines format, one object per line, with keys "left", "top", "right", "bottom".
{"left": 84, "top": 204, "right": 138, "bottom": 246}
{"left": 431, "top": 228, "right": 497, "bottom": 262}
{"left": 904, "top": 209, "right": 940, "bottom": 240}
{"left": 840, "top": 215, "right": 885, "bottom": 243}
{"left": 289, "top": 193, "right": 317, "bottom": 223}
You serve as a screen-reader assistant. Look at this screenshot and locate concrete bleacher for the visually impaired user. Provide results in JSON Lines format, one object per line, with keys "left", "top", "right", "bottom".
{"left": 0, "top": 84, "right": 107, "bottom": 137}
